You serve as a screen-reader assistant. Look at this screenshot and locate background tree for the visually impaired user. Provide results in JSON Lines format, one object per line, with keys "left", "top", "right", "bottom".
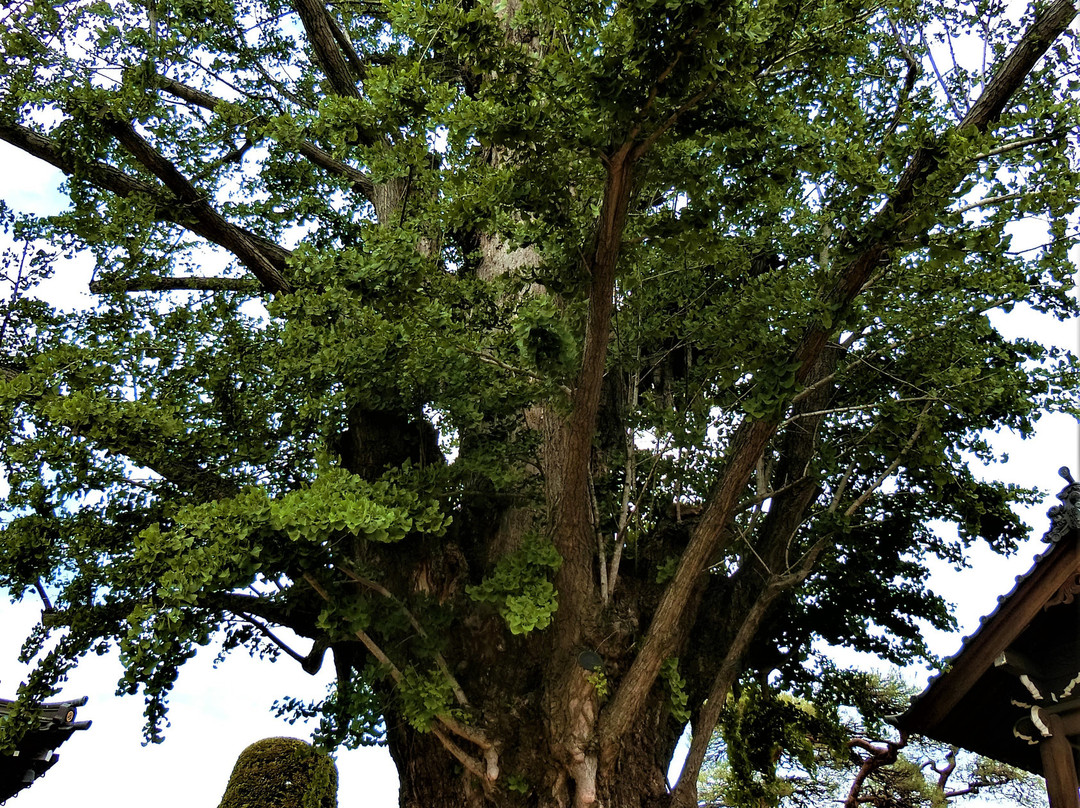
{"left": 0, "top": 0, "right": 1078, "bottom": 806}
{"left": 696, "top": 670, "right": 1044, "bottom": 808}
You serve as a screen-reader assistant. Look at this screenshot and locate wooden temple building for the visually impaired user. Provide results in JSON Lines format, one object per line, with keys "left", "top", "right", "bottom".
{"left": 0, "top": 696, "right": 90, "bottom": 801}
{"left": 897, "top": 467, "right": 1080, "bottom": 808}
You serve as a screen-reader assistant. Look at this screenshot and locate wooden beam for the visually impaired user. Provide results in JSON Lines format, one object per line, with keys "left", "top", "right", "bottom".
{"left": 1039, "top": 712, "right": 1080, "bottom": 808}
{"left": 1058, "top": 709, "right": 1080, "bottom": 737}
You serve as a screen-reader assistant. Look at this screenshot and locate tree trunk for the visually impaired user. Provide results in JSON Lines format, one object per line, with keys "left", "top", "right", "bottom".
{"left": 385, "top": 700, "right": 678, "bottom": 808}
{"left": 387, "top": 720, "right": 485, "bottom": 808}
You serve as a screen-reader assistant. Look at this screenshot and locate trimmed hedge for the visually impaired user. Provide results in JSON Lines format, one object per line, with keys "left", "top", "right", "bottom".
{"left": 217, "top": 737, "right": 337, "bottom": 808}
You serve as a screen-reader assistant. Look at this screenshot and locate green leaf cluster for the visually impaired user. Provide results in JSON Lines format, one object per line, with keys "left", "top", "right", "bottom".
{"left": 466, "top": 535, "right": 561, "bottom": 634}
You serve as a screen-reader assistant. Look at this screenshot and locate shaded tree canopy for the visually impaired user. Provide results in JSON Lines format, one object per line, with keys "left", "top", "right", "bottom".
{"left": 0, "top": 0, "right": 1078, "bottom": 805}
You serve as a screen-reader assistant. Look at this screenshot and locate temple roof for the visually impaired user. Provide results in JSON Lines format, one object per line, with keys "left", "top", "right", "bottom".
{"left": 0, "top": 696, "right": 91, "bottom": 801}
{"left": 895, "top": 467, "right": 1080, "bottom": 775}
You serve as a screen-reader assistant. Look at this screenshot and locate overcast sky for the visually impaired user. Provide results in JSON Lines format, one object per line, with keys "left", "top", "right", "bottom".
{"left": 1, "top": 105, "right": 1078, "bottom": 807}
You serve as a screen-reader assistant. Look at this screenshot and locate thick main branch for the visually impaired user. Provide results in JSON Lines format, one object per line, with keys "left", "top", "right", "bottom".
{"left": 0, "top": 120, "right": 294, "bottom": 293}
{"left": 101, "top": 116, "right": 294, "bottom": 294}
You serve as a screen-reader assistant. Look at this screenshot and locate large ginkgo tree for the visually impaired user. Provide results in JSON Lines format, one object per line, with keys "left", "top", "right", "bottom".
{"left": 0, "top": 0, "right": 1078, "bottom": 805}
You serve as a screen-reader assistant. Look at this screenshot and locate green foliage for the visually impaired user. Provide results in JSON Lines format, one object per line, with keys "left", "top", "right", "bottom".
{"left": 512, "top": 295, "right": 580, "bottom": 377}
{"left": 0, "top": 0, "right": 1076, "bottom": 792}
{"left": 586, "top": 670, "right": 610, "bottom": 700}
{"left": 273, "top": 671, "right": 386, "bottom": 750}
{"left": 506, "top": 773, "right": 531, "bottom": 794}
{"left": 398, "top": 665, "right": 457, "bottom": 731}
{"left": 467, "top": 535, "right": 562, "bottom": 634}
{"left": 659, "top": 657, "right": 691, "bottom": 724}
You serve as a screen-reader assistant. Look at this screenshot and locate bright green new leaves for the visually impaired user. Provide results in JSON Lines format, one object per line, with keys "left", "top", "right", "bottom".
{"left": 134, "top": 469, "right": 450, "bottom": 605}
{"left": 111, "top": 468, "right": 450, "bottom": 740}
{"left": 399, "top": 665, "right": 457, "bottom": 731}
{"left": 467, "top": 535, "right": 561, "bottom": 635}
{"left": 659, "top": 658, "right": 691, "bottom": 724}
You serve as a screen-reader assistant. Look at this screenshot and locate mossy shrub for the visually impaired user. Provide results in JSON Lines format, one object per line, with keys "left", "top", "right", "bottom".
{"left": 217, "top": 737, "right": 337, "bottom": 808}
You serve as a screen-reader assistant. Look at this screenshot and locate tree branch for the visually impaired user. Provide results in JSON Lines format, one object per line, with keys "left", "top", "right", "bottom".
{"left": 88, "top": 276, "right": 261, "bottom": 294}
{"left": 879, "top": 20, "right": 919, "bottom": 149}
{"left": 100, "top": 115, "right": 294, "bottom": 294}
{"left": 954, "top": 191, "right": 1026, "bottom": 215}
{"left": 291, "top": 0, "right": 364, "bottom": 101}
{"left": 325, "top": 10, "right": 369, "bottom": 81}
{"left": 0, "top": 119, "right": 294, "bottom": 292}
{"left": 778, "top": 396, "right": 938, "bottom": 429}
{"left": 18, "top": 386, "right": 243, "bottom": 500}
{"left": 843, "top": 735, "right": 908, "bottom": 808}
{"left": 843, "top": 402, "right": 931, "bottom": 518}
{"left": 671, "top": 543, "right": 828, "bottom": 808}
{"left": 548, "top": 144, "right": 637, "bottom": 663}
{"left": 933, "top": 746, "right": 959, "bottom": 791}
{"left": 606, "top": 366, "right": 640, "bottom": 602}
{"left": 974, "top": 132, "right": 1065, "bottom": 161}
{"left": 335, "top": 564, "right": 471, "bottom": 709}
{"left": 154, "top": 75, "right": 224, "bottom": 113}
{"left": 236, "top": 611, "right": 316, "bottom": 669}
{"left": 301, "top": 572, "right": 497, "bottom": 779}
{"left": 296, "top": 140, "right": 377, "bottom": 199}
{"left": 597, "top": 0, "right": 1077, "bottom": 765}
{"left": 155, "top": 74, "right": 377, "bottom": 200}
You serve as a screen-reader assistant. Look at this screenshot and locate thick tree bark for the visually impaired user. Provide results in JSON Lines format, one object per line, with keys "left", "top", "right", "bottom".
{"left": 384, "top": 693, "right": 678, "bottom": 808}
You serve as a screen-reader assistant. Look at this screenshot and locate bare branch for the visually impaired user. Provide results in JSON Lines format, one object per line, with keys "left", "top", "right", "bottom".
{"left": 236, "top": 612, "right": 315, "bottom": 669}
{"left": 736, "top": 472, "right": 814, "bottom": 513}
{"left": 843, "top": 734, "right": 909, "bottom": 808}
{"left": 934, "top": 746, "right": 959, "bottom": 790}
{"left": 335, "top": 564, "right": 471, "bottom": 709}
{"left": 779, "top": 396, "right": 939, "bottom": 428}
{"left": 955, "top": 191, "right": 1026, "bottom": 215}
{"left": 453, "top": 345, "right": 572, "bottom": 395}
{"left": 975, "top": 133, "right": 1064, "bottom": 160}
{"left": 155, "top": 74, "right": 223, "bottom": 111}
{"left": 606, "top": 366, "right": 640, "bottom": 602}
{"left": 590, "top": 472, "right": 609, "bottom": 603}
{"left": 631, "top": 78, "right": 720, "bottom": 160}
{"left": 880, "top": 20, "right": 920, "bottom": 147}
{"left": 325, "top": 11, "right": 369, "bottom": 81}
{"left": 291, "top": 0, "right": 365, "bottom": 102}
{"left": 34, "top": 578, "right": 54, "bottom": 613}
{"left": 918, "top": 24, "right": 965, "bottom": 122}
{"left": 296, "top": 140, "right": 376, "bottom": 198}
